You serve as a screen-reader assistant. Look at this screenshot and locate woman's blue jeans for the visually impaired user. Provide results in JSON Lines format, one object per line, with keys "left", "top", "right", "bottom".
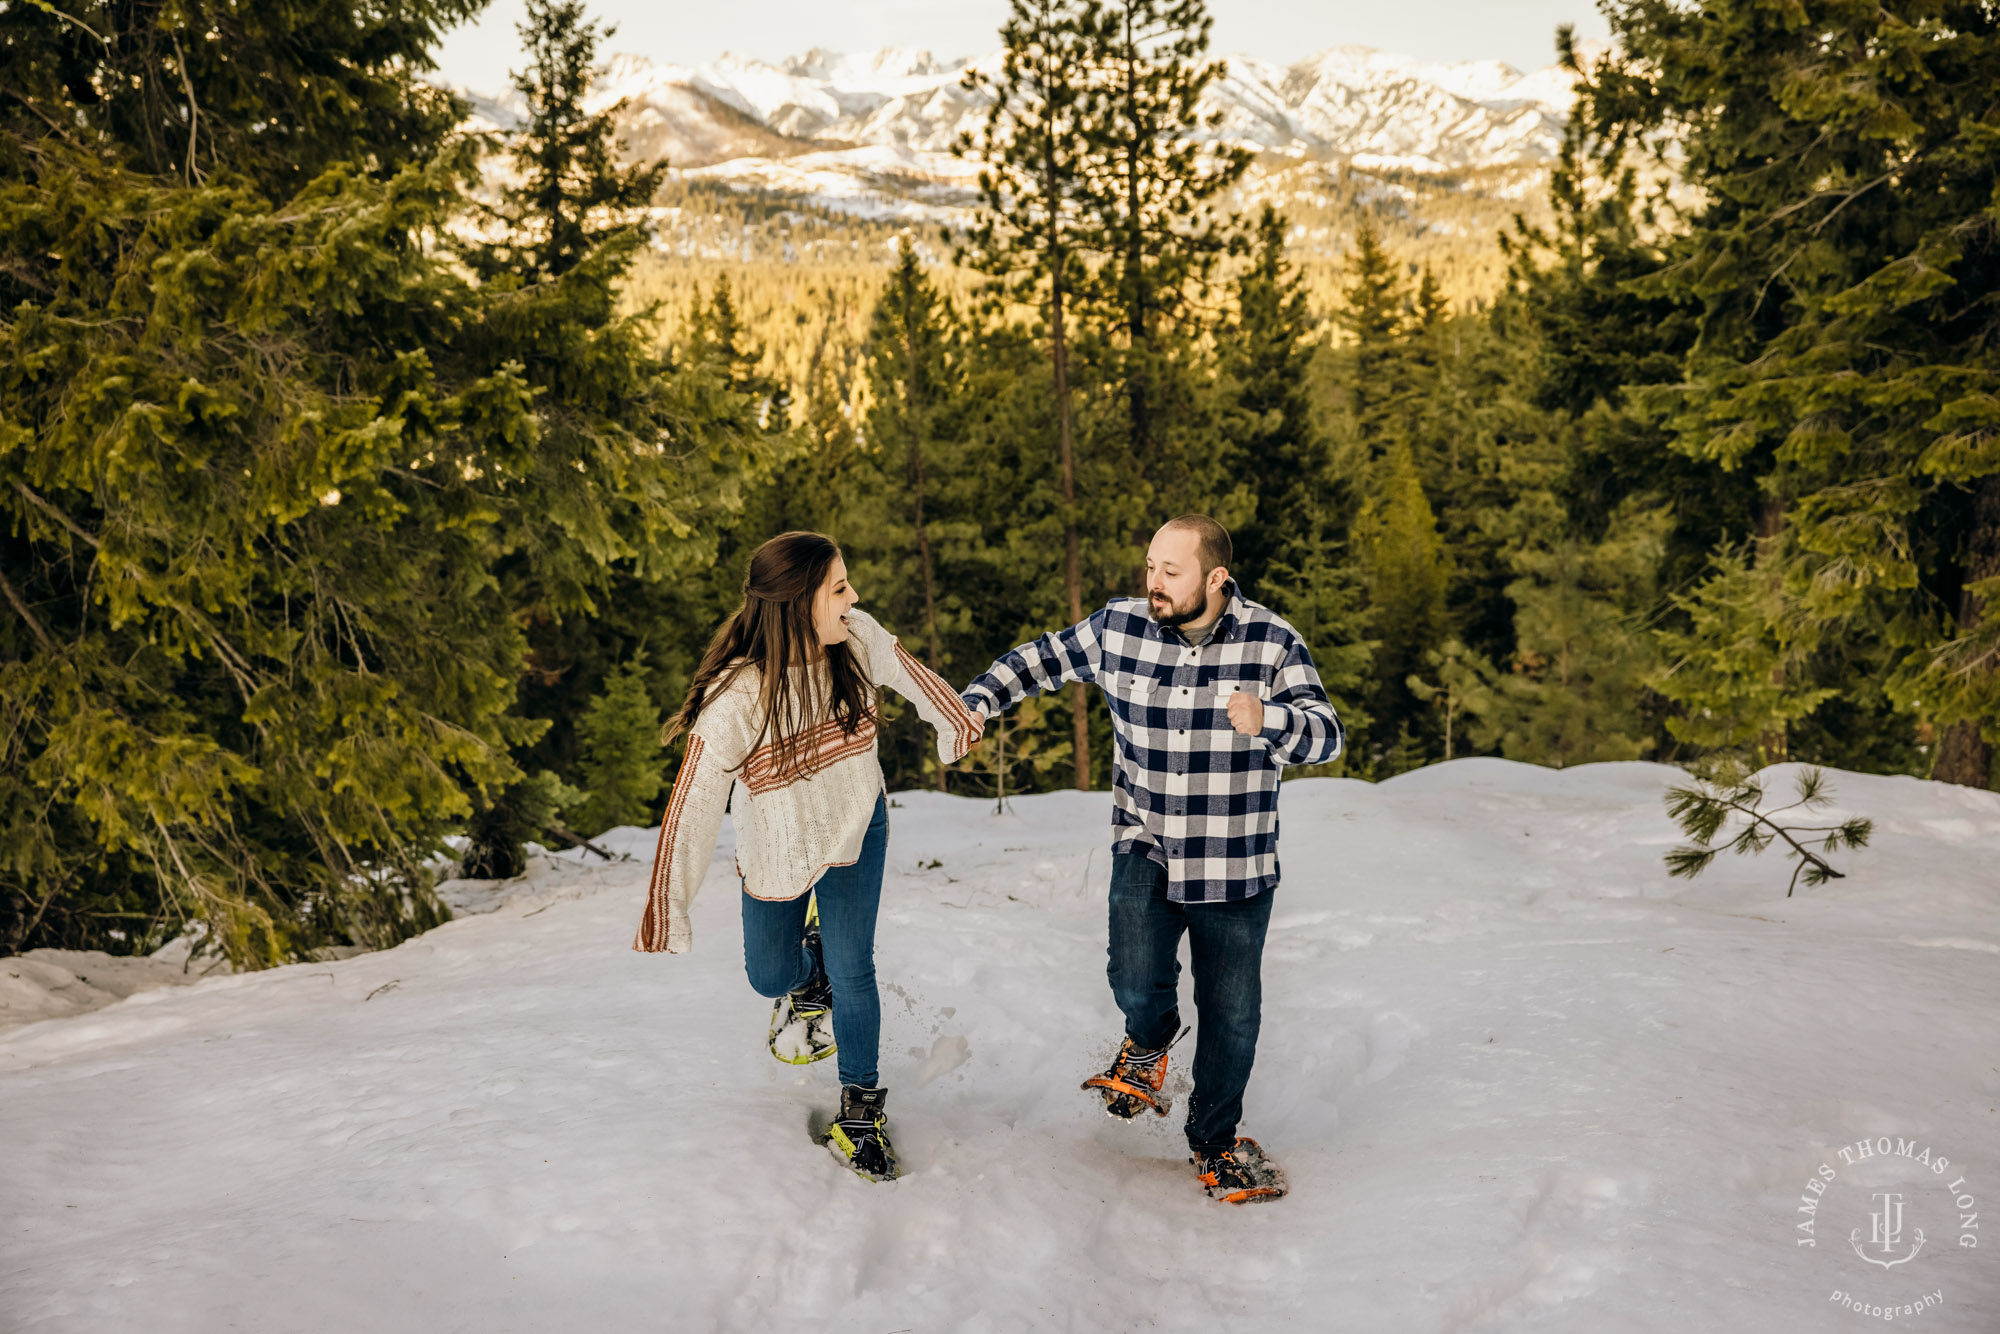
{"left": 740, "top": 791, "right": 888, "bottom": 1088}
{"left": 1106, "top": 851, "right": 1275, "bottom": 1153}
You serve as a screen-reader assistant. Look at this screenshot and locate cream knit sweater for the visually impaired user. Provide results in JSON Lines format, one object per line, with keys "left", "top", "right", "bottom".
{"left": 632, "top": 608, "right": 979, "bottom": 954}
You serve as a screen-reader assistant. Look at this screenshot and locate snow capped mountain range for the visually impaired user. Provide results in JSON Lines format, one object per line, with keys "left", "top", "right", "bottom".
{"left": 456, "top": 43, "right": 1581, "bottom": 219}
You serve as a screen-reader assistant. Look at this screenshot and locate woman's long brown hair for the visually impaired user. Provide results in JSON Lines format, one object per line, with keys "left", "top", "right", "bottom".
{"left": 662, "top": 531, "right": 873, "bottom": 782}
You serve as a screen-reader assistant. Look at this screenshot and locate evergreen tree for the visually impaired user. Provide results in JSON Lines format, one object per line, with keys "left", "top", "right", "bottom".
{"left": 471, "top": 0, "right": 668, "bottom": 280}
{"left": 848, "top": 244, "right": 964, "bottom": 776}
{"left": 1221, "top": 206, "right": 1371, "bottom": 749}
{"left": 459, "top": 0, "right": 762, "bottom": 878}
{"left": 1504, "top": 27, "right": 1752, "bottom": 765}
{"left": 0, "top": 0, "right": 478, "bottom": 196}
{"left": 1424, "top": 286, "right": 1666, "bottom": 770}
{"left": 942, "top": 311, "right": 1120, "bottom": 794}
{"left": 1353, "top": 440, "right": 1450, "bottom": 763}
{"left": 842, "top": 243, "right": 972, "bottom": 789}
{"left": 1074, "top": 0, "right": 1250, "bottom": 514}
{"left": 675, "top": 275, "right": 817, "bottom": 615}
{"left": 1, "top": 5, "right": 506, "bottom": 960}
{"left": 864, "top": 244, "right": 958, "bottom": 672}
{"left": 1459, "top": 499, "right": 1671, "bottom": 767}
{"left": 686, "top": 275, "right": 793, "bottom": 425}
{"left": 1325, "top": 222, "right": 1481, "bottom": 766}
{"left": 1337, "top": 219, "right": 1414, "bottom": 459}
{"left": 572, "top": 656, "right": 664, "bottom": 835}
{"left": 0, "top": 0, "right": 749, "bottom": 960}
{"left": 790, "top": 320, "right": 866, "bottom": 533}
{"left": 957, "top": 0, "right": 1102, "bottom": 789}
{"left": 1595, "top": 1, "right": 1999, "bottom": 785}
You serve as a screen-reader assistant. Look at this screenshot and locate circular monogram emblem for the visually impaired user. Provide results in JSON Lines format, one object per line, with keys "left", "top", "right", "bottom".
{"left": 1792, "top": 1136, "right": 1982, "bottom": 1321}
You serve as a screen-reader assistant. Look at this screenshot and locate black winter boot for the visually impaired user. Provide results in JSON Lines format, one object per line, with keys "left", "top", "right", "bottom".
{"left": 822, "top": 1084, "right": 898, "bottom": 1182}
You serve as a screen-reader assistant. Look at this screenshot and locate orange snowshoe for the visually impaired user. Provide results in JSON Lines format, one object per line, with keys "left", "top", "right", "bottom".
{"left": 1081, "top": 1032, "right": 1181, "bottom": 1119}
{"left": 1193, "top": 1137, "right": 1287, "bottom": 1205}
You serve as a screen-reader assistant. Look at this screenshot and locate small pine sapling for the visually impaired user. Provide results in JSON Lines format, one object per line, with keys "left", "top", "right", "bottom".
{"left": 1662, "top": 763, "right": 1872, "bottom": 897}
{"left": 574, "top": 656, "right": 665, "bottom": 839}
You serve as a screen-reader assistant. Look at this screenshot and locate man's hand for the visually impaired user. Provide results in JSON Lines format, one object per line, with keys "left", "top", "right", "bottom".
{"left": 1226, "top": 689, "right": 1263, "bottom": 738}
{"left": 967, "top": 707, "right": 987, "bottom": 741}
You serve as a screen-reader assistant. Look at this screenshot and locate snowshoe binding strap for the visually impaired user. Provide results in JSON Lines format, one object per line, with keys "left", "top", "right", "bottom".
{"left": 822, "top": 1084, "right": 899, "bottom": 1182}
{"left": 1192, "top": 1136, "right": 1287, "bottom": 1205}
{"left": 1082, "top": 1026, "right": 1189, "bottom": 1120}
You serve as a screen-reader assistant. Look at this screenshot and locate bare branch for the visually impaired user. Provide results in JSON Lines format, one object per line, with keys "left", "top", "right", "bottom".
{"left": 169, "top": 30, "right": 206, "bottom": 186}
{"left": 0, "top": 566, "right": 57, "bottom": 654}
{"left": 14, "top": 482, "right": 101, "bottom": 549}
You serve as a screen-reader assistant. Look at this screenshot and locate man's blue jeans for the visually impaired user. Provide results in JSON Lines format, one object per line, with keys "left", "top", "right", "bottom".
{"left": 740, "top": 792, "right": 888, "bottom": 1088}
{"left": 1107, "top": 851, "right": 1275, "bottom": 1153}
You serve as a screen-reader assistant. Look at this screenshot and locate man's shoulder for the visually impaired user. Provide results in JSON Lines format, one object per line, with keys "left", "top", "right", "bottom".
{"left": 1101, "top": 596, "right": 1151, "bottom": 622}
{"left": 1096, "top": 597, "right": 1160, "bottom": 642}
{"left": 1229, "top": 594, "right": 1308, "bottom": 649}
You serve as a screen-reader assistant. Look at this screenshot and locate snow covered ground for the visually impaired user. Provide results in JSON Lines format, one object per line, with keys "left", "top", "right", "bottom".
{"left": 3, "top": 760, "right": 1997, "bottom": 1332}
{"left": 0, "top": 944, "right": 228, "bottom": 1031}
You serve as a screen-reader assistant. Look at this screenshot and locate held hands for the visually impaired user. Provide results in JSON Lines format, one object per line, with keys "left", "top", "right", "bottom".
{"left": 1227, "top": 690, "right": 1264, "bottom": 738}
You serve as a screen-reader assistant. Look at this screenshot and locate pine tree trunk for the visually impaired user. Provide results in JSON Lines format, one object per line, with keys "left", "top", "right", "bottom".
{"left": 995, "top": 714, "right": 1009, "bottom": 814}
{"left": 1121, "top": 23, "right": 1152, "bottom": 467}
{"left": 905, "top": 333, "right": 947, "bottom": 792}
{"left": 1045, "top": 139, "right": 1090, "bottom": 791}
{"left": 1052, "top": 290, "right": 1089, "bottom": 790}
{"left": 1932, "top": 472, "right": 2000, "bottom": 789}
{"left": 1755, "top": 496, "right": 1789, "bottom": 765}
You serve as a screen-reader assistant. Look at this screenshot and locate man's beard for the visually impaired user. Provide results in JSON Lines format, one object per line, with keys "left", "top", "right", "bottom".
{"left": 1148, "top": 590, "right": 1204, "bottom": 627}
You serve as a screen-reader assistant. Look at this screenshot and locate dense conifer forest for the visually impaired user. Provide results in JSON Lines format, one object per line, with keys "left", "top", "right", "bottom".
{"left": 4, "top": 0, "right": 1994, "bottom": 966}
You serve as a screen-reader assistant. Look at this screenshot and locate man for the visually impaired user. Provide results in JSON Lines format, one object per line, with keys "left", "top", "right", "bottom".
{"left": 961, "top": 515, "right": 1342, "bottom": 1204}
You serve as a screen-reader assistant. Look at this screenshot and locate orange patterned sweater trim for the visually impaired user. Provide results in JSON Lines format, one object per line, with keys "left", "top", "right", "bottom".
{"left": 739, "top": 713, "right": 879, "bottom": 795}
{"left": 633, "top": 733, "right": 703, "bottom": 952}
{"left": 896, "top": 642, "right": 980, "bottom": 759}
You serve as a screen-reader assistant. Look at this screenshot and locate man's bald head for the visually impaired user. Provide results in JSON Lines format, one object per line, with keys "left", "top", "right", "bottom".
{"left": 1158, "top": 514, "right": 1232, "bottom": 577}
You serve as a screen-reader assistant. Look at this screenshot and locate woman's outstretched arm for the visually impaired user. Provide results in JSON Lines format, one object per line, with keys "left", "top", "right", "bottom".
{"left": 845, "top": 608, "right": 981, "bottom": 765}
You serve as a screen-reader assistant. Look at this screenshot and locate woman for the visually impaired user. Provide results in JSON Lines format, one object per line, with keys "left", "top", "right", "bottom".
{"left": 632, "top": 531, "right": 979, "bottom": 1181}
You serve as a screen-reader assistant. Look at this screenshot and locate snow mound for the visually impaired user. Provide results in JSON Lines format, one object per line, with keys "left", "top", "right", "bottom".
{"left": 0, "top": 946, "right": 230, "bottom": 1031}
{"left": 4, "top": 760, "right": 1997, "bottom": 1331}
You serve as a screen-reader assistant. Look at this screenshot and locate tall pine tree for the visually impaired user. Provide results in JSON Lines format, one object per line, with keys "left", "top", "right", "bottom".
{"left": 1596, "top": 1, "right": 1999, "bottom": 785}
{"left": 842, "top": 243, "right": 979, "bottom": 790}
{"left": 957, "top": 0, "right": 1102, "bottom": 789}
{"left": 458, "top": 0, "right": 761, "bottom": 876}
{"left": 1075, "top": 0, "right": 1250, "bottom": 520}
{"left": 0, "top": 0, "right": 752, "bottom": 958}
{"left": 1222, "top": 207, "right": 1370, "bottom": 749}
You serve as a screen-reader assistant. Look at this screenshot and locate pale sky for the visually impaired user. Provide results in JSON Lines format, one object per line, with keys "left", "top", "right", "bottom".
{"left": 432, "top": 1, "right": 1612, "bottom": 96}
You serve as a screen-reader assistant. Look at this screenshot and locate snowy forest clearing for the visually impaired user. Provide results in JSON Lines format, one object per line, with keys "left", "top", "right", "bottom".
{"left": 3, "top": 760, "right": 1996, "bottom": 1332}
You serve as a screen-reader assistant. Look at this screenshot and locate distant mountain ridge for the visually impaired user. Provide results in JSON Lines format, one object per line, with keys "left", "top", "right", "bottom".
{"left": 457, "top": 42, "right": 1578, "bottom": 177}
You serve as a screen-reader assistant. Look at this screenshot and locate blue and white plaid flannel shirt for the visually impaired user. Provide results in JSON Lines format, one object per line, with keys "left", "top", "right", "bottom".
{"left": 961, "top": 581, "right": 1342, "bottom": 903}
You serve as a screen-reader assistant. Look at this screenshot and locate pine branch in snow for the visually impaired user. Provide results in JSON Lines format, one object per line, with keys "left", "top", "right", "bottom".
{"left": 1662, "top": 762, "right": 1873, "bottom": 897}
